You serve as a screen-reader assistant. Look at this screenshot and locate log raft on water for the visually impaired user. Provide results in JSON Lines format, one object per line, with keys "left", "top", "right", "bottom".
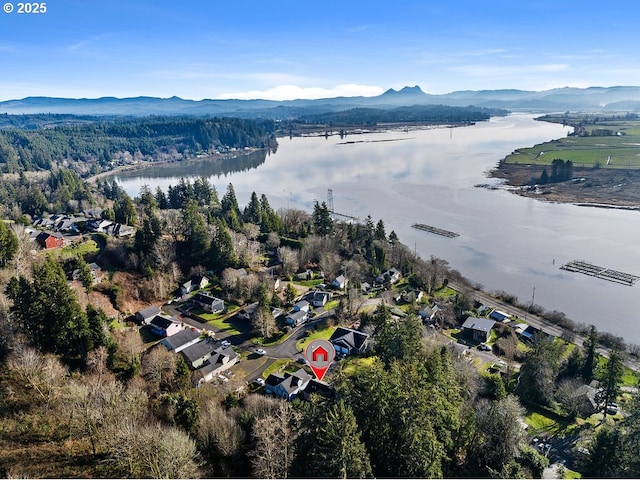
{"left": 560, "top": 260, "right": 640, "bottom": 286}
{"left": 411, "top": 223, "right": 459, "bottom": 238}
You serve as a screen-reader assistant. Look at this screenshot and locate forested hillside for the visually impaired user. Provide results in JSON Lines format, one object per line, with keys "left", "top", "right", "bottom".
{"left": 0, "top": 116, "right": 277, "bottom": 173}
{"left": 297, "top": 104, "right": 508, "bottom": 126}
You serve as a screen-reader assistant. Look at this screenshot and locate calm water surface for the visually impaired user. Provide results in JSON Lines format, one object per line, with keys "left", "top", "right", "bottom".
{"left": 114, "top": 114, "right": 640, "bottom": 343}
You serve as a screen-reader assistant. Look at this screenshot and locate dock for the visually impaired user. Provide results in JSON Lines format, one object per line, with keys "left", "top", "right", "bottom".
{"left": 560, "top": 260, "right": 640, "bottom": 286}
{"left": 411, "top": 223, "right": 459, "bottom": 238}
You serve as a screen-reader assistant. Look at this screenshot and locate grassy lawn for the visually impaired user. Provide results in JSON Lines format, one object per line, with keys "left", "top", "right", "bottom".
{"left": 56, "top": 238, "right": 99, "bottom": 259}
{"left": 296, "top": 325, "right": 338, "bottom": 353}
{"left": 254, "top": 330, "right": 289, "bottom": 347}
{"left": 324, "top": 299, "right": 340, "bottom": 310}
{"left": 294, "top": 279, "right": 324, "bottom": 288}
{"left": 262, "top": 358, "right": 291, "bottom": 378}
{"left": 341, "top": 356, "right": 377, "bottom": 376}
{"left": 204, "top": 313, "right": 244, "bottom": 335}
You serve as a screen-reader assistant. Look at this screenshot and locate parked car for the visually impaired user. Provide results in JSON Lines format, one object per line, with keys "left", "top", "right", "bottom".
{"left": 255, "top": 348, "right": 266, "bottom": 356}
{"left": 255, "top": 377, "right": 265, "bottom": 386}
{"left": 607, "top": 402, "right": 619, "bottom": 415}
{"left": 296, "top": 356, "right": 307, "bottom": 364}
{"left": 220, "top": 340, "right": 231, "bottom": 348}
{"left": 478, "top": 343, "right": 492, "bottom": 351}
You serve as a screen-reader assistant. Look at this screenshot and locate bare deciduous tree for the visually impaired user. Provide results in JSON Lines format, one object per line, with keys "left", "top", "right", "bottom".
{"left": 278, "top": 246, "right": 299, "bottom": 278}
{"left": 141, "top": 345, "right": 177, "bottom": 393}
{"left": 196, "top": 399, "right": 244, "bottom": 459}
{"left": 251, "top": 401, "right": 301, "bottom": 479}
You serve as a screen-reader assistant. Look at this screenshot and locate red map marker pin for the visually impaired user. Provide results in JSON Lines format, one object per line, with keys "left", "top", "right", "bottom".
{"left": 305, "top": 339, "right": 336, "bottom": 381}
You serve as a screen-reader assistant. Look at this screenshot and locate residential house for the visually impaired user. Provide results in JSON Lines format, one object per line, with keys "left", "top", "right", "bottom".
{"left": 300, "top": 379, "right": 336, "bottom": 401}
{"left": 35, "top": 232, "right": 64, "bottom": 249}
{"left": 375, "top": 267, "right": 402, "bottom": 285}
{"left": 160, "top": 328, "right": 202, "bottom": 353}
{"left": 237, "top": 302, "right": 258, "bottom": 320}
{"left": 72, "top": 262, "right": 103, "bottom": 285}
{"left": 331, "top": 275, "right": 348, "bottom": 289}
{"left": 295, "top": 269, "right": 313, "bottom": 281}
{"left": 181, "top": 338, "right": 217, "bottom": 369}
{"left": 181, "top": 275, "right": 210, "bottom": 295}
{"left": 87, "top": 218, "right": 113, "bottom": 233}
{"left": 312, "top": 290, "right": 331, "bottom": 308}
{"left": 461, "top": 316, "right": 496, "bottom": 343}
{"left": 489, "top": 310, "right": 510, "bottom": 322}
{"left": 193, "top": 346, "right": 239, "bottom": 385}
{"left": 285, "top": 310, "right": 308, "bottom": 327}
{"left": 293, "top": 300, "right": 310, "bottom": 313}
{"left": 192, "top": 292, "right": 225, "bottom": 313}
{"left": 105, "top": 223, "right": 135, "bottom": 237}
{"left": 135, "top": 305, "right": 162, "bottom": 325}
{"left": 264, "top": 368, "right": 312, "bottom": 401}
{"left": 149, "top": 314, "right": 183, "bottom": 337}
{"left": 568, "top": 383, "right": 599, "bottom": 416}
{"left": 329, "top": 327, "right": 370, "bottom": 356}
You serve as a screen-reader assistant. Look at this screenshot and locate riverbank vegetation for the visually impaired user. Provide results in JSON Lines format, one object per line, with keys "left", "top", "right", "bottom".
{"left": 492, "top": 113, "right": 640, "bottom": 206}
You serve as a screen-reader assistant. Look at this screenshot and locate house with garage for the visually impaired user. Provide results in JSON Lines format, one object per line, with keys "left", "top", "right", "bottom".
{"left": 312, "top": 290, "right": 331, "bottom": 308}
{"left": 331, "top": 274, "right": 348, "bottom": 289}
{"left": 192, "top": 291, "right": 225, "bottom": 313}
{"left": 181, "top": 338, "right": 217, "bottom": 369}
{"left": 329, "top": 327, "right": 370, "bottom": 356}
{"left": 149, "top": 314, "right": 182, "bottom": 337}
{"left": 461, "top": 316, "right": 496, "bottom": 343}
{"left": 135, "top": 305, "right": 162, "bottom": 325}
{"left": 375, "top": 267, "right": 402, "bottom": 285}
{"left": 181, "top": 275, "right": 210, "bottom": 295}
{"left": 285, "top": 310, "right": 308, "bottom": 327}
{"left": 264, "top": 368, "right": 312, "bottom": 401}
{"left": 193, "top": 346, "right": 239, "bottom": 385}
{"left": 293, "top": 300, "right": 310, "bottom": 313}
{"left": 160, "top": 328, "right": 202, "bottom": 353}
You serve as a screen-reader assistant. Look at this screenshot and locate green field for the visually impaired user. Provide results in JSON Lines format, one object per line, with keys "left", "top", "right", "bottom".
{"left": 504, "top": 116, "right": 640, "bottom": 169}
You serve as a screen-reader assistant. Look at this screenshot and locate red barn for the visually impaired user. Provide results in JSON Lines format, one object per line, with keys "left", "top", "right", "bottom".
{"left": 36, "top": 232, "right": 64, "bottom": 249}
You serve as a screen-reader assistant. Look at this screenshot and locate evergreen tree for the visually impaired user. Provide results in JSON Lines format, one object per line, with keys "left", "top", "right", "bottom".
{"left": 306, "top": 401, "right": 372, "bottom": 478}
{"left": 374, "top": 219, "right": 386, "bottom": 241}
{"left": 597, "top": 348, "right": 625, "bottom": 418}
{"left": 312, "top": 201, "right": 333, "bottom": 236}
{"left": 0, "top": 220, "right": 18, "bottom": 267}
{"left": 6, "top": 255, "right": 91, "bottom": 361}
{"left": 244, "top": 191, "right": 262, "bottom": 224}
{"left": 76, "top": 256, "right": 94, "bottom": 292}
{"left": 582, "top": 325, "right": 599, "bottom": 382}
{"left": 182, "top": 199, "right": 210, "bottom": 264}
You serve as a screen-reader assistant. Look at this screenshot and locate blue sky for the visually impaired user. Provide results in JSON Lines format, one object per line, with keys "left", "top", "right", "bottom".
{"left": 1, "top": 0, "right": 640, "bottom": 100}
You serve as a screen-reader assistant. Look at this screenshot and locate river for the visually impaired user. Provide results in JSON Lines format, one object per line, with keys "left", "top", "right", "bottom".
{"left": 112, "top": 114, "right": 640, "bottom": 344}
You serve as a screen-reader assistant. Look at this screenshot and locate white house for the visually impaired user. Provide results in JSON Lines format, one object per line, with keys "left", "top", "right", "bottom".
{"left": 331, "top": 275, "right": 348, "bottom": 289}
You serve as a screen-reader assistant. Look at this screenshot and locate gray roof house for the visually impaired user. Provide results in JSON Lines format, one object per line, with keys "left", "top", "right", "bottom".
{"left": 135, "top": 305, "right": 162, "bottom": 324}
{"left": 331, "top": 275, "right": 348, "bottom": 289}
{"left": 329, "top": 327, "right": 370, "bottom": 356}
{"left": 285, "top": 310, "right": 308, "bottom": 327}
{"left": 461, "top": 316, "right": 496, "bottom": 343}
{"left": 193, "top": 347, "right": 239, "bottom": 385}
{"left": 264, "top": 368, "right": 312, "bottom": 401}
{"left": 160, "top": 328, "right": 202, "bottom": 353}
{"left": 312, "top": 291, "right": 331, "bottom": 308}
{"left": 293, "top": 300, "right": 310, "bottom": 312}
{"left": 181, "top": 275, "right": 210, "bottom": 295}
{"left": 181, "top": 338, "right": 217, "bottom": 369}
{"left": 192, "top": 292, "right": 225, "bottom": 313}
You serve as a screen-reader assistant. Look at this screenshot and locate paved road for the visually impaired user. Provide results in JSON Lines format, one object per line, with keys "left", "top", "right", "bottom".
{"left": 450, "top": 282, "right": 640, "bottom": 372}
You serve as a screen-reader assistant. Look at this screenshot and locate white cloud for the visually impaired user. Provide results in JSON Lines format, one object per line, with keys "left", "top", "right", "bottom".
{"left": 217, "top": 84, "right": 385, "bottom": 101}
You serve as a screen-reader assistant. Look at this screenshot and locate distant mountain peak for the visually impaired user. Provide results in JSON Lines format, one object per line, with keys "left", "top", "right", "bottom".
{"left": 382, "top": 85, "right": 425, "bottom": 96}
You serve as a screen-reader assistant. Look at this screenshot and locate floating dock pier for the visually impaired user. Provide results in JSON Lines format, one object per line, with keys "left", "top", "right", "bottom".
{"left": 560, "top": 260, "right": 640, "bottom": 286}
{"left": 411, "top": 223, "right": 459, "bottom": 238}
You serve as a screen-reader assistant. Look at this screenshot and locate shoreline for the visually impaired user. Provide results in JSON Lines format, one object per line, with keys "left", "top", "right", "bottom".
{"left": 489, "top": 162, "right": 640, "bottom": 209}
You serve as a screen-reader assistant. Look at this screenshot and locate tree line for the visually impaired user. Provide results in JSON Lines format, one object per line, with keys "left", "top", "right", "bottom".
{"left": 0, "top": 115, "right": 277, "bottom": 173}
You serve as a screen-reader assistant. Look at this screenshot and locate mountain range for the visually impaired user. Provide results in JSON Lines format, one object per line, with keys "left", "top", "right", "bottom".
{"left": 2, "top": 85, "right": 640, "bottom": 118}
